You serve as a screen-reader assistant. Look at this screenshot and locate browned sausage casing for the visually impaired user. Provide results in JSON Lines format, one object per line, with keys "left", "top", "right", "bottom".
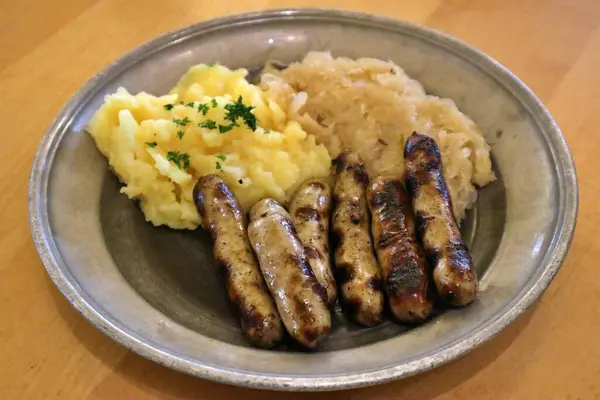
{"left": 332, "top": 151, "right": 384, "bottom": 326}
{"left": 193, "top": 175, "right": 283, "bottom": 348}
{"left": 366, "top": 176, "right": 434, "bottom": 323}
{"left": 404, "top": 132, "right": 479, "bottom": 306}
{"left": 289, "top": 179, "right": 337, "bottom": 305}
{"left": 248, "top": 199, "right": 331, "bottom": 349}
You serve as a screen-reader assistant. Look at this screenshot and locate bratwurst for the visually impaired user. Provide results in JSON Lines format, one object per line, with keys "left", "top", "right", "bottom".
{"left": 248, "top": 199, "right": 331, "bottom": 348}
{"left": 289, "top": 179, "right": 337, "bottom": 305}
{"left": 366, "top": 176, "right": 434, "bottom": 323}
{"left": 193, "top": 175, "right": 283, "bottom": 348}
{"left": 332, "top": 151, "right": 384, "bottom": 326}
{"left": 404, "top": 133, "right": 478, "bottom": 306}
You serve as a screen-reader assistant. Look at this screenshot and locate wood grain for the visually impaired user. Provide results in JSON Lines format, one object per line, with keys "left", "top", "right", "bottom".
{"left": 1, "top": 0, "right": 597, "bottom": 398}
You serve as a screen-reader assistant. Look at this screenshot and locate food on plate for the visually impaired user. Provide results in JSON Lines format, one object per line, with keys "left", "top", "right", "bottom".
{"left": 288, "top": 179, "right": 337, "bottom": 305}
{"left": 366, "top": 176, "right": 434, "bottom": 323}
{"left": 261, "top": 51, "right": 496, "bottom": 222}
{"left": 404, "top": 133, "right": 479, "bottom": 306}
{"left": 87, "top": 64, "right": 331, "bottom": 229}
{"left": 193, "top": 175, "right": 283, "bottom": 348}
{"left": 248, "top": 199, "right": 331, "bottom": 348}
{"left": 331, "top": 151, "right": 384, "bottom": 326}
{"left": 88, "top": 53, "right": 497, "bottom": 348}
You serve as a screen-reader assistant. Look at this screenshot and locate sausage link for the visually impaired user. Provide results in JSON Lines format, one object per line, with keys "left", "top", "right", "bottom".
{"left": 248, "top": 199, "right": 331, "bottom": 348}
{"left": 404, "top": 132, "right": 479, "bottom": 306}
{"left": 366, "top": 176, "right": 434, "bottom": 323}
{"left": 332, "top": 150, "right": 384, "bottom": 326}
{"left": 289, "top": 179, "right": 337, "bottom": 305}
{"left": 193, "top": 175, "right": 283, "bottom": 348}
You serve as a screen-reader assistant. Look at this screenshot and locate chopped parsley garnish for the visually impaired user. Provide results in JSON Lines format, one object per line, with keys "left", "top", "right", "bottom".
{"left": 208, "top": 62, "right": 218, "bottom": 67}
{"left": 211, "top": 98, "right": 218, "bottom": 108}
{"left": 199, "top": 119, "right": 217, "bottom": 130}
{"left": 179, "top": 101, "right": 184, "bottom": 105}
{"left": 177, "top": 130, "right": 185, "bottom": 139}
{"left": 264, "top": 129, "right": 271, "bottom": 135}
{"left": 215, "top": 161, "right": 222, "bottom": 170}
{"left": 223, "top": 95, "right": 257, "bottom": 131}
{"left": 163, "top": 104, "right": 174, "bottom": 111}
{"left": 218, "top": 123, "right": 236, "bottom": 133}
{"left": 197, "top": 103, "right": 210, "bottom": 115}
{"left": 185, "top": 102, "right": 195, "bottom": 108}
{"left": 166, "top": 151, "right": 190, "bottom": 169}
{"left": 216, "top": 154, "right": 226, "bottom": 161}
{"left": 172, "top": 116, "right": 190, "bottom": 127}
{"left": 145, "top": 141, "right": 157, "bottom": 148}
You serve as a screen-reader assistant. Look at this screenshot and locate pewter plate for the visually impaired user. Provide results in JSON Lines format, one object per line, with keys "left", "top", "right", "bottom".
{"left": 29, "top": 9, "right": 578, "bottom": 391}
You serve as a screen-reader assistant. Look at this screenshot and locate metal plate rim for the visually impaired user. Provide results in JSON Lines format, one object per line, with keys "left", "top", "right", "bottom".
{"left": 29, "top": 7, "right": 578, "bottom": 391}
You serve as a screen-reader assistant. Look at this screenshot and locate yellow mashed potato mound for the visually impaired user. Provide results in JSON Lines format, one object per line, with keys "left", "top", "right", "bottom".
{"left": 87, "top": 64, "right": 331, "bottom": 230}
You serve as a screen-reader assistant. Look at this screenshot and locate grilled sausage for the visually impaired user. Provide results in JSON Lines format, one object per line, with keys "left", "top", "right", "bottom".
{"left": 289, "top": 179, "right": 337, "bottom": 305}
{"left": 404, "top": 132, "right": 479, "bottom": 306}
{"left": 332, "top": 151, "right": 384, "bottom": 326}
{"left": 193, "top": 175, "right": 283, "bottom": 349}
{"left": 366, "top": 176, "right": 434, "bottom": 323}
{"left": 248, "top": 199, "right": 331, "bottom": 348}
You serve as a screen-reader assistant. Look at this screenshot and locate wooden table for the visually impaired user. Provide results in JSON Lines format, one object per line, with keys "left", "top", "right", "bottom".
{"left": 1, "top": 0, "right": 598, "bottom": 398}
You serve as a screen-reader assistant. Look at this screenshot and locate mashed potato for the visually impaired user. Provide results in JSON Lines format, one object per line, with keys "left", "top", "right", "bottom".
{"left": 261, "top": 52, "right": 496, "bottom": 221}
{"left": 87, "top": 64, "right": 331, "bottom": 229}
